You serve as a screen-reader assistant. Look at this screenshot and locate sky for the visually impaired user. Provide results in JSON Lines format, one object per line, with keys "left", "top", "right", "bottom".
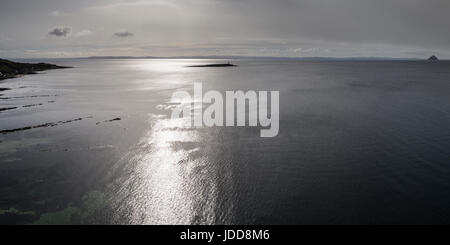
{"left": 1, "top": 0, "right": 450, "bottom": 58}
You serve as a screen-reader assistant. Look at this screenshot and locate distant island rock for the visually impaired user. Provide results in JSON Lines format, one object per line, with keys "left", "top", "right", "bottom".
{"left": 428, "top": 55, "right": 439, "bottom": 61}
{"left": 0, "top": 58, "right": 71, "bottom": 80}
{"left": 187, "top": 63, "right": 238, "bottom": 68}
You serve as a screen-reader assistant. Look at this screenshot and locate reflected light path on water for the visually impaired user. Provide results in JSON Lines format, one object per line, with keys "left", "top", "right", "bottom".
{"left": 111, "top": 113, "right": 222, "bottom": 224}
{"left": 106, "top": 59, "right": 232, "bottom": 224}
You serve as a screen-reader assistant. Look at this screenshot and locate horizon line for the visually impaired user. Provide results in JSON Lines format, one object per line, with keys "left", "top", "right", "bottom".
{"left": 4, "top": 55, "right": 442, "bottom": 61}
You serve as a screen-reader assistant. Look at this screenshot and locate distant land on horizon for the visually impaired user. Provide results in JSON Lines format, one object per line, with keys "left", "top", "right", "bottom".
{"left": 6, "top": 56, "right": 446, "bottom": 62}
{"left": 86, "top": 55, "right": 428, "bottom": 61}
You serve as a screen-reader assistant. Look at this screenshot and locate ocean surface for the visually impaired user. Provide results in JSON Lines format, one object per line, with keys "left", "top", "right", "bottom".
{"left": 1, "top": 59, "right": 450, "bottom": 224}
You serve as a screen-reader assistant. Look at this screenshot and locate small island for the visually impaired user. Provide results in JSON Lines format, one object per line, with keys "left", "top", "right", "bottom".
{"left": 187, "top": 63, "right": 238, "bottom": 68}
{"left": 0, "top": 58, "right": 71, "bottom": 80}
{"left": 428, "top": 55, "right": 439, "bottom": 61}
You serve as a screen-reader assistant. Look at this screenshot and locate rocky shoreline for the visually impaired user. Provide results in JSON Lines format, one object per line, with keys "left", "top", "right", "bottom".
{"left": 0, "top": 58, "right": 71, "bottom": 80}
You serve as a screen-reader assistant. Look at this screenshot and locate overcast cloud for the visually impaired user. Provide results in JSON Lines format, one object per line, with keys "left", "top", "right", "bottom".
{"left": 114, "top": 31, "right": 134, "bottom": 38}
{"left": 48, "top": 26, "right": 72, "bottom": 37}
{"left": 0, "top": 0, "right": 449, "bottom": 58}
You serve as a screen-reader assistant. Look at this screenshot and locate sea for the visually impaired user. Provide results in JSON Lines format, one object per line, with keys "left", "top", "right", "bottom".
{"left": 1, "top": 58, "right": 450, "bottom": 224}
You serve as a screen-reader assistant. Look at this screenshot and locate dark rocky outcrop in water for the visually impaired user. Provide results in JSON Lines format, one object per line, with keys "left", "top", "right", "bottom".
{"left": 0, "top": 116, "right": 92, "bottom": 134}
{"left": 428, "top": 55, "right": 439, "bottom": 61}
{"left": 96, "top": 117, "right": 121, "bottom": 125}
{"left": 187, "top": 63, "right": 238, "bottom": 67}
{"left": 0, "top": 107, "right": 17, "bottom": 112}
{"left": 0, "top": 58, "right": 71, "bottom": 80}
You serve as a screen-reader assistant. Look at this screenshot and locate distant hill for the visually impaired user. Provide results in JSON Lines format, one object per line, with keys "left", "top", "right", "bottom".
{"left": 428, "top": 55, "right": 439, "bottom": 61}
{"left": 0, "top": 59, "right": 70, "bottom": 80}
